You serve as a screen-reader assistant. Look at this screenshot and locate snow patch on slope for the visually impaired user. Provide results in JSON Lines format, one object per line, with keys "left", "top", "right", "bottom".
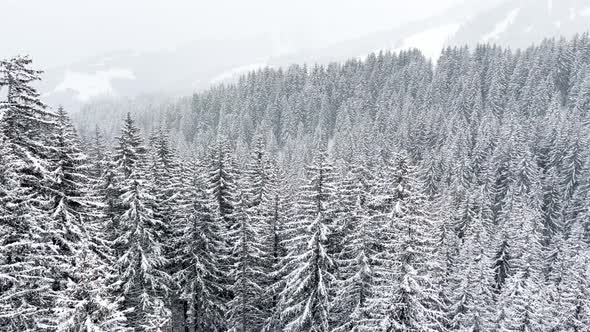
{"left": 0, "top": 88, "right": 6, "bottom": 103}
{"left": 49, "top": 69, "right": 135, "bottom": 101}
{"left": 481, "top": 8, "right": 520, "bottom": 42}
{"left": 0, "top": 89, "right": 5, "bottom": 121}
{"left": 210, "top": 63, "right": 269, "bottom": 85}
{"left": 391, "top": 23, "right": 462, "bottom": 60}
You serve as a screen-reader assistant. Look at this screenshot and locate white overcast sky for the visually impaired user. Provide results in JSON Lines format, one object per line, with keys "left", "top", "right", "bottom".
{"left": 1, "top": 0, "right": 463, "bottom": 68}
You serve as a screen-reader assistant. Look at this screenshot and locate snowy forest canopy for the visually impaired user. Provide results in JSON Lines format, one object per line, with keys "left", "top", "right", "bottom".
{"left": 2, "top": 32, "right": 590, "bottom": 331}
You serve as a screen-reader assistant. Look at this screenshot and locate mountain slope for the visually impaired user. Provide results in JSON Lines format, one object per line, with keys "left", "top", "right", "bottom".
{"left": 449, "top": 0, "right": 590, "bottom": 49}
{"left": 38, "top": 0, "right": 590, "bottom": 111}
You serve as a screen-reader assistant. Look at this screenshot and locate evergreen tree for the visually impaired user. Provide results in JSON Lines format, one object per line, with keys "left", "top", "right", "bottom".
{"left": 331, "top": 192, "right": 377, "bottom": 332}
{"left": 370, "top": 152, "right": 445, "bottom": 332}
{"left": 87, "top": 126, "right": 109, "bottom": 179}
{"left": 205, "top": 138, "right": 241, "bottom": 307}
{"left": 546, "top": 222, "right": 590, "bottom": 331}
{"left": 46, "top": 107, "right": 127, "bottom": 330}
{"left": 147, "top": 127, "right": 183, "bottom": 327}
{"left": 175, "top": 165, "right": 227, "bottom": 332}
{"left": 0, "top": 56, "right": 60, "bottom": 330}
{"left": 260, "top": 164, "right": 289, "bottom": 332}
{"left": 114, "top": 168, "right": 171, "bottom": 331}
{"left": 114, "top": 113, "right": 146, "bottom": 180}
{"left": 448, "top": 189, "right": 495, "bottom": 331}
{"left": 226, "top": 194, "right": 266, "bottom": 332}
{"left": 277, "top": 149, "right": 338, "bottom": 332}
{"left": 111, "top": 115, "right": 171, "bottom": 331}
{"left": 56, "top": 232, "right": 129, "bottom": 332}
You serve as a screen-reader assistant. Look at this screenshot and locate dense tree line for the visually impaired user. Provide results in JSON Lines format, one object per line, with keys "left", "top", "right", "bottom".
{"left": 2, "top": 31, "right": 590, "bottom": 331}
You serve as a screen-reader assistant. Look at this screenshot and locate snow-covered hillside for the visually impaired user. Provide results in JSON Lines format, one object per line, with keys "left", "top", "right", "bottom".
{"left": 392, "top": 23, "right": 462, "bottom": 60}
{"left": 449, "top": 0, "right": 590, "bottom": 49}
{"left": 210, "top": 63, "right": 270, "bottom": 85}
{"left": 38, "top": 0, "right": 590, "bottom": 111}
{"left": 47, "top": 68, "right": 135, "bottom": 101}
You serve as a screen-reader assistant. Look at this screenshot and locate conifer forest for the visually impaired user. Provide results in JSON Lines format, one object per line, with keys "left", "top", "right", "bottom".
{"left": 2, "top": 32, "right": 590, "bottom": 331}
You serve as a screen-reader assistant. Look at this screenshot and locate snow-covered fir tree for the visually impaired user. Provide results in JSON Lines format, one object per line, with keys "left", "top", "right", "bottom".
{"left": 110, "top": 115, "right": 172, "bottom": 331}
{"left": 0, "top": 56, "right": 60, "bottom": 330}
{"left": 369, "top": 152, "right": 445, "bottom": 332}
{"left": 175, "top": 164, "right": 227, "bottom": 332}
{"left": 331, "top": 189, "right": 377, "bottom": 332}
{"left": 276, "top": 148, "right": 339, "bottom": 332}
{"left": 226, "top": 193, "right": 266, "bottom": 332}
{"left": 46, "top": 107, "right": 128, "bottom": 331}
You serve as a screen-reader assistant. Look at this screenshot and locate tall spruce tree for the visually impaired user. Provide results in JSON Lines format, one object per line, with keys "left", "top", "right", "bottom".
{"left": 111, "top": 114, "right": 171, "bottom": 331}
{"left": 205, "top": 138, "right": 241, "bottom": 309}
{"left": 175, "top": 164, "right": 227, "bottom": 332}
{"left": 226, "top": 194, "right": 266, "bottom": 332}
{"left": 277, "top": 149, "right": 339, "bottom": 332}
{"left": 47, "top": 107, "right": 127, "bottom": 330}
{"left": 370, "top": 152, "right": 445, "bottom": 332}
{"left": 260, "top": 164, "right": 290, "bottom": 332}
{"left": 331, "top": 190, "right": 377, "bottom": 332}
{"left": 0, "top": 56, "right": 61, "bottom": 330}
{"left": 448, "top": 189, "right": 495, "bottom": 331}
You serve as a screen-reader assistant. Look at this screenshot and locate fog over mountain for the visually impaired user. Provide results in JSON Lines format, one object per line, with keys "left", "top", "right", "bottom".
{"left": 26, "top": 0, "right": 590, "bottom": 112}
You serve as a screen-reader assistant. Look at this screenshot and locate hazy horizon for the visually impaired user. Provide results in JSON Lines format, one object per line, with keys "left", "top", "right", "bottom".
{"left": 1, "top": 0, "right": 464, "bottom": 69}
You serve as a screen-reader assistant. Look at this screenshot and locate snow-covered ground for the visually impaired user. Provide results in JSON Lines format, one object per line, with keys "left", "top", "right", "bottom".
{"left": 48, "top": 68, "right": 136, "bottom": 101}
{"left": 210, "top": 63, "right": 269, "bottom": 85}
{"left": 356, "top": 22, "right": 462, "bottom": 62}
{"left": 392, "top": 23, "right": 462, "bottom": 60}
{"left": 481, "top": 8, "right": 520, "bottom": 42}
